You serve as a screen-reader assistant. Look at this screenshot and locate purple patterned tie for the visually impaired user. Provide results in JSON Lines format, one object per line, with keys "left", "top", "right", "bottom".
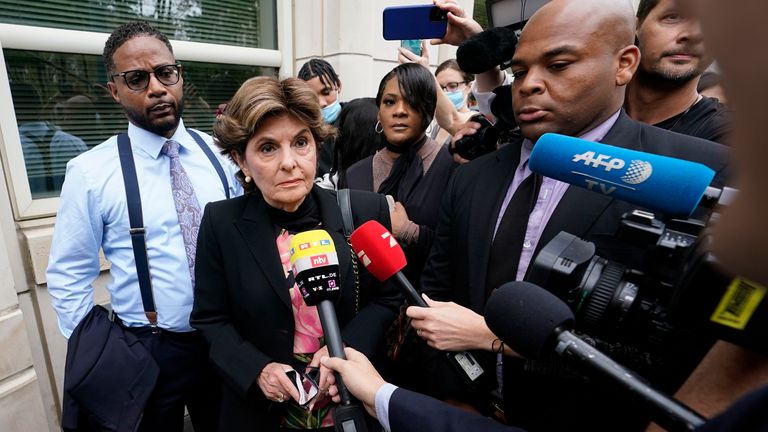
{"left": 161, "top": 139, "right": 202, "bottom": 285}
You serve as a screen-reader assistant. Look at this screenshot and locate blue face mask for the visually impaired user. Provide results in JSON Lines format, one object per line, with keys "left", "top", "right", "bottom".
{"left": 322, "top": 100, "right": 341, "bottom": 123}
{"left": 446, "top": 90, "right": 466, "bottom": 110}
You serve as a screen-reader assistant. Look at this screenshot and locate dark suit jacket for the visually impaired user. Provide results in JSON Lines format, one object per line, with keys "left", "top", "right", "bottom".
{"left": 695, "top": 385, "right": 768, "bottom": 432}
{"left": 420, "top": 112, "right": 730, "bottom": 430}
{"left": 191, "top": 186, "right": 400, "bottom": 430}
{"left": 62, "top": 306, "right": 159, "bottom": 432}
{"left": 389, "top": 387, "right": 522, "bottom": 432}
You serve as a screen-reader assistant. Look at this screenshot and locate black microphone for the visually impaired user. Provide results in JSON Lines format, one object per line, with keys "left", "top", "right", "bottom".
{"left": 349, "top": 221, "right": 485, "bottom": 383}
{"left": 457, "top": 26, "right": 518, "bottom": 74}
{"left": 290, "top": 229, "right": 368, "bottom": 432}
{"left": 485, "top": 281, "right": 707, "bottom": 432}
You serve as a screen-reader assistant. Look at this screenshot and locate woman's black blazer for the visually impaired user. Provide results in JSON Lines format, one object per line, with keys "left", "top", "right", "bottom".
{"left": 191, "top": 185, "right": 399, "bottom": 430}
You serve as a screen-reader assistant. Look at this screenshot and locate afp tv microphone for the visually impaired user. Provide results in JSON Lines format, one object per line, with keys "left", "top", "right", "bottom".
{"left": 289, "top": 230, "right": 368, "bottom": 432}
{"left": 484, "top": 281, "right": 706, "bottom": 432}
{"left": 349, "top": 220, "right": 484, "bottom": 383}
{"left": 529, "top": 133, "right": 736, "bottom": 218}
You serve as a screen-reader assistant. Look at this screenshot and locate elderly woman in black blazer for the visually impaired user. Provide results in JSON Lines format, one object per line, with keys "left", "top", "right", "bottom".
{"left": 191, "top": 77, "right": 399, "bottom": 431}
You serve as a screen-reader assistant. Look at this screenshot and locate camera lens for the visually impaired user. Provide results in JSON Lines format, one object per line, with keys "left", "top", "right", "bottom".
{"left": 429, "top": 6, "right": 447, "bottom": 22}
{"left": 527, "top": 231, "right": 668, "bottom": 347}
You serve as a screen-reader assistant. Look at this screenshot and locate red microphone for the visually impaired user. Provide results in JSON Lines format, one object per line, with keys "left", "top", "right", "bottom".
{"left": 350, "top": 220, "right": 426, "bottom": 307}
{"left": 350, "top": 220, "right": 484, "bottom": 382}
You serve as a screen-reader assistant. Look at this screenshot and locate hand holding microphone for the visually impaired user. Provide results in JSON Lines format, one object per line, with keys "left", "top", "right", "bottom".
{"left": 350, "top": 221, "right": 485, "bottom": 382}
{"left": 406, "top": 294, "right": 496, "bottom": 353}
{"left": 321, "top": 347, "right": 387, "bottom": 419}
{"left": 289, "top": 230, "right": 368, "bottom": 432}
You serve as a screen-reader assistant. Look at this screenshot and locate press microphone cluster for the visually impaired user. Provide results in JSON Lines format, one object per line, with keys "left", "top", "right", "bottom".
{"left": 289, "top": 230, "right": 368, "bottom": 432}
{"left": 349, "top": 221, "right": 484, "bottom": 383}
{"left": 529, "top": 133, "right": 735, "bottom": 217}
{"left": 484, "top": 281, "right": 706, "bottom": 432}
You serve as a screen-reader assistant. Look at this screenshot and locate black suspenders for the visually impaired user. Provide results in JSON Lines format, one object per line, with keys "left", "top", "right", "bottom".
{"left": 116, "top": 129, "right": 230, "bottom": 328}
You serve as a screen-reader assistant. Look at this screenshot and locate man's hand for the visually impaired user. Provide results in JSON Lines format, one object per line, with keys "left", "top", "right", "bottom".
{"left": 449, "top": 118, "right": 483, "bottom": 164}
{"left": 321, "top": 347, "right": 386, "bottom": 419}
{"left": 407, "top": 294, "right": 495, "bottom": 352}
{"left": 431, "top": 0, "right": 484, "bottom": 46}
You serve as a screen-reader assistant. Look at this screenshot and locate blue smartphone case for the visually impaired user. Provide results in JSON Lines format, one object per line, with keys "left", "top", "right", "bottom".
{"left": 383, "top": 5, "right": 448, "bottom": 40}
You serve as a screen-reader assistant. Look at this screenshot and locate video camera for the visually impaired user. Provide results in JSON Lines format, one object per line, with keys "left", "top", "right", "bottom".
{"left": 527, "top": 209, "right": 768, "bottom": 356}
{"left": 450, "top": 89, "right": 518, "bottom": 160}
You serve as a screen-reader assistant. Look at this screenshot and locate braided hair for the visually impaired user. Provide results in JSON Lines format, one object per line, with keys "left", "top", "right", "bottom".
{"left": 298, "top": 58, "right": 341, "bottom": 89}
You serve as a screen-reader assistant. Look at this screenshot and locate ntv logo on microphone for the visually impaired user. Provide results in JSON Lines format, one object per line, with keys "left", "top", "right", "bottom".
{"left": 311, "top": 254, "right": 329, "bottom": 267}
{"left": 571, "top": 151, "right": 653, "bottom": 195}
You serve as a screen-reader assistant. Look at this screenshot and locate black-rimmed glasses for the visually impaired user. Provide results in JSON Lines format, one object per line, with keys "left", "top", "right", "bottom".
{"left": 440, "top": 81, "right": 468, "bottom": 92}
{"left": 112, "top": 64, "right": 182, "bottom": 91}
{"left": 440, "top": 81, "right": 467, "bottom": 92}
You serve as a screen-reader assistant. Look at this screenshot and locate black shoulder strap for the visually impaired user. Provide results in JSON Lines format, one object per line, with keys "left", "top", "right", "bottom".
{"left": 116, "top": 133, "right": 157, "bottom": 328}
{"left": 337, "top": 188, "right": 355, "bottom": 236}
{"left": 187, "top": 128, "right": 230, "bottom": 199}
{"left": 336, "top": 188, "right": 360, "bottom": 313}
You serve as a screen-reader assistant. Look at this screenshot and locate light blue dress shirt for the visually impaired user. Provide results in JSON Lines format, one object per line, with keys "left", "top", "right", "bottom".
{"left": 492, "top": 109, "right": 622, "bottom": 279}
{"left": 375, "top": 383, "right": 399, "bottom": 432}
{"left": 47, "top": 120, "right": 242, "bottom": 338}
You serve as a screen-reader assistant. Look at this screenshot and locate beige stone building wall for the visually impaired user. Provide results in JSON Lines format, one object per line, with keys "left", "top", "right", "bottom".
{"left": 0, "top": 158, "right": 50, "bottom": 430}
{"left": 291, "top": 0, "right": 475, "bottom": 100}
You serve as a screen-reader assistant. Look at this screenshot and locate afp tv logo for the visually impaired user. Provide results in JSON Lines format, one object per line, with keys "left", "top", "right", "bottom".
{"left": 571, "top": 151, "right": 653, "bottom": 195}
{"left": 621, "top": 160, "right": 654, "bottom": 185}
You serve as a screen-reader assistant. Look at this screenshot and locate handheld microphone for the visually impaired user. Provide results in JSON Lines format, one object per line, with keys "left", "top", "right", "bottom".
{"left": 349, "top": 221, "right": 484, "bottom": 383}
{"left": 484, "top": 281, "right": 706, "bottom": 432}
{"left": 457, "top": 26, "right": 518, "bottom": 74}
{"left": 529, "top": 133, "right": 732, "bottom": 218}
{"left": 289, "top": 230, "right": 368, "bottom": 432}
{"left": 348, "top": 221, "right": 423, "bottom": 307}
